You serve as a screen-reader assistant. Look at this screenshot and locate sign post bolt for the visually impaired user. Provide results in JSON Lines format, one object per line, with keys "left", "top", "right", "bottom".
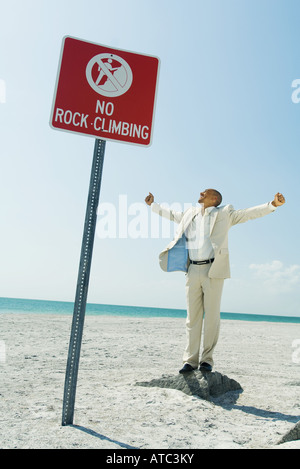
{"left": 62, "top": 138, "right": 106, "bottom": 426}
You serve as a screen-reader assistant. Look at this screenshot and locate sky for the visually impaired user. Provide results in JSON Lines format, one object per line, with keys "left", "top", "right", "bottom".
{"left": 1, "top": 0, "right": 300, "bottom": 317}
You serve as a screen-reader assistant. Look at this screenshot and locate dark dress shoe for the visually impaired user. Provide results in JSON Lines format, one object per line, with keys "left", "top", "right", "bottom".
{"left": 179, "top": 363, "right": 196, "bottom": 374}
{"left": 199, "top": 362, "right": 212, "bottom": 372}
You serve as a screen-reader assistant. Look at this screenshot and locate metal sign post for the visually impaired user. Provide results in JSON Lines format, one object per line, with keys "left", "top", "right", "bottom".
{"left": 62, "top": 138, "right": 106, "bottom": 426}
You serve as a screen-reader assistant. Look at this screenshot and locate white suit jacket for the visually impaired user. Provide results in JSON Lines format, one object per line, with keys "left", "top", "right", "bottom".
{"left": 152, "top": 201, "right": 276, "bottom": 279}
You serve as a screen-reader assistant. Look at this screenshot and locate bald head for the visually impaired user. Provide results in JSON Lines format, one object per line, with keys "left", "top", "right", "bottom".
{"left": 198, "top": 189, "right": 222, "bottom": 208}
{"left": 209, "top": 189, "right": 222, "bottom": 206}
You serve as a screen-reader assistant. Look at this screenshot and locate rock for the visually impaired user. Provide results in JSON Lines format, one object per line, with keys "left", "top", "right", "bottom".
{"left": 136, "top": 370, "right": 242, "bottom": 401}
{"left": 277, "top": 421, "right": 300, "bottom": 445}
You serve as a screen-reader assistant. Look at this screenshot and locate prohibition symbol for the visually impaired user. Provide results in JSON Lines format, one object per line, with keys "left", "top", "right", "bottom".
{"left": 86, "top": 53, "right": 133, "bottom": 97}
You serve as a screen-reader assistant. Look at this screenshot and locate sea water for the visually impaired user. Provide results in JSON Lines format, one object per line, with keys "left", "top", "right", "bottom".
{"left": 0, "top": 297, "right": 299, "bottom": 323}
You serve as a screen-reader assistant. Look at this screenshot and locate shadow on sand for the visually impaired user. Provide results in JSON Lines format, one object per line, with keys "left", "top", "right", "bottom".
{"left": 71, "top": 424, "right": 139, "bottom": 449}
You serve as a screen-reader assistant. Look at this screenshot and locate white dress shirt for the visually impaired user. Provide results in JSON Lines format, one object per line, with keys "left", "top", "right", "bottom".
{"left": 185, "top": 206, "right": 215, "bottom": 261}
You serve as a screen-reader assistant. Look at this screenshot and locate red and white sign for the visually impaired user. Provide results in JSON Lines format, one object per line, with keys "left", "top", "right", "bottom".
{"left": 50, "top": 36, "right": 160, "bottom": 146}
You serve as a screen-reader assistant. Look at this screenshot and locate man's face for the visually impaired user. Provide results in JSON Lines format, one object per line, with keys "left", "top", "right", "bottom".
{"left": 198, "top": 189, "right": 217, "bottom": 207}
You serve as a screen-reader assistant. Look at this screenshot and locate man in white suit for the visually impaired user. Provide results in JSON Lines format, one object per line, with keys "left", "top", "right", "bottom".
{"left": 145, "top": 189, "right": 285, "bottom": 373}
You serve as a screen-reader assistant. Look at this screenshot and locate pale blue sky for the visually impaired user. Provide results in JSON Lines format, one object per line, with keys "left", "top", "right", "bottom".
{"left": 1, "top": 0, "right": 300, "bottom": 316}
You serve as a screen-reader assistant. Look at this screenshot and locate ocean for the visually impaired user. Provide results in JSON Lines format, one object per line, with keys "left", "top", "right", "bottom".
{"left": 0, "top": 297, "right": 300, "bottom": 323}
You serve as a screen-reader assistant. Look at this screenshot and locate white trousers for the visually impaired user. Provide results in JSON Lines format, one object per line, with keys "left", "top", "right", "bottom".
{"left": 183, "top": 263, "right": 224, "bottom": 368}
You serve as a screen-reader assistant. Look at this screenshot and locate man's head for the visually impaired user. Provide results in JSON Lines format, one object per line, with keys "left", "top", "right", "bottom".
{"left": 198, "top": 189, "right": 222, "bottom": 208}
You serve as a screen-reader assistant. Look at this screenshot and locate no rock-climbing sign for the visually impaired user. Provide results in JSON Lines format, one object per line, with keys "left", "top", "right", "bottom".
{"left": 50, "top": 36, "right": 160, "bottom": 428}
{"left": 50, "top": 36, "right": 160, "bottom": 146}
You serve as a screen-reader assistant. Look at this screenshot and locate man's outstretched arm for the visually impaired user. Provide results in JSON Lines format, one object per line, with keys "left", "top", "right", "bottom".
{"left": 229, "top": 192, "right": 286, "bottom": 226}
{"left": 144, "top": 192, "right": 184, "bottom": 223}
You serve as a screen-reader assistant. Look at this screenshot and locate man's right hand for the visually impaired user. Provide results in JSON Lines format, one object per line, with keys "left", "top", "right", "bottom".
{"left": 145, "top": 192, "right": 154, "bottom": 206}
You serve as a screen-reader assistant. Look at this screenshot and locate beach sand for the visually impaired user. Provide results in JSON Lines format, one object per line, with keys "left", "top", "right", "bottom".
{"left": 0, "top": 313, "right": 300, "bottom": 450}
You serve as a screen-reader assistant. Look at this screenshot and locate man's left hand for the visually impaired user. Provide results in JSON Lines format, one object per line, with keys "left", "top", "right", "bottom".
{"left": 272, "top": 192, "right": 286, "bottom": 207}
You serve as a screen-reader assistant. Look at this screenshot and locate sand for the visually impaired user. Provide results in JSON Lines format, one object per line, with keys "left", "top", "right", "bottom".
{"left": 0, "top": 313, "right": 300, "bottom": 450}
